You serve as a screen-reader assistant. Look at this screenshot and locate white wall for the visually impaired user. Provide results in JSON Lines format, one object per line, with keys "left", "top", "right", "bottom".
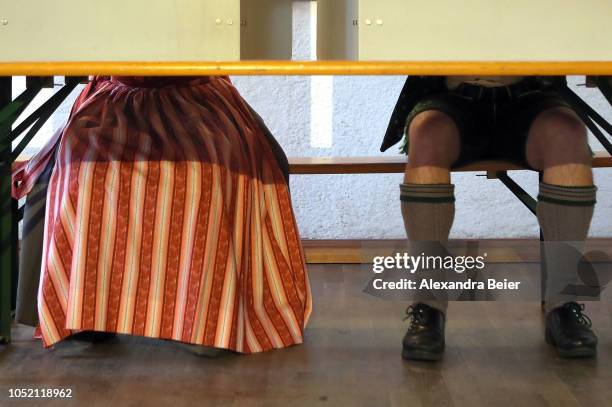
{"left": 16, "top": 1, "right": 612, "bottom": 240}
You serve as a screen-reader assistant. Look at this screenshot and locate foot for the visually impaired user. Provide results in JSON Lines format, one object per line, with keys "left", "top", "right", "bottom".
{"left": 402, "top": 303, "right": 445, "bottom": 361}
{"left": 545, "top": 302, "right": 597, "bottom": 358}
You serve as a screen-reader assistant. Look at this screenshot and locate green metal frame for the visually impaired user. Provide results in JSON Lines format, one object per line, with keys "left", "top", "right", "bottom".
{"left": 0, "top": 76, "right": 17, "bottom": 344}
{"left": 492, "top": 171, "right": 548, "bottom": 308}
{"left": 597, "top": 76, "right": 612, "bottom": 107}
{"left": 0, "top": 77, "right": 77, "bottom": 344}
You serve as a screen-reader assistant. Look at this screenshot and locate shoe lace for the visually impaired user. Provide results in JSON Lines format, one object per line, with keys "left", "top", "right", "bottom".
{"left": 564, "top": 302, "right": 592, "bottom": 327}
{"left": 403, "top": 305, "right": 427, "bottom": 330}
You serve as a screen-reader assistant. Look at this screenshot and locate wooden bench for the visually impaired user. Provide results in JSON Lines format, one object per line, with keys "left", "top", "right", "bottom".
{"left": 288, "top": 152, "right": 612, "bottom": 174}
{"left": 13, "top": 152, "right": 612, "bottom": 174}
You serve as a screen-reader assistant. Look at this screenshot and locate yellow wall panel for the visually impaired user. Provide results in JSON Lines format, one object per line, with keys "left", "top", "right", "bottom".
{"left": 318, "top": 0, "right": 612, "bottom": 61}
{"left": 0, "top": 0, "right": 292, "bottom": 61}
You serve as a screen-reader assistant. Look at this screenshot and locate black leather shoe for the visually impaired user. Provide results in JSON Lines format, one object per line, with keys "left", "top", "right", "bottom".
{"left": 545, "top": 302, "right": 597, "bottom": 358}
{"left": 402, "top": 303, "right": 445, "bottom": 361}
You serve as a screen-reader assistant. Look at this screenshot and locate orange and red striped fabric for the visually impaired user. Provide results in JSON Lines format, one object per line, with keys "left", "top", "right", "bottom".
{"left": 18, "top": 76, "right": 311, "bottom": 353}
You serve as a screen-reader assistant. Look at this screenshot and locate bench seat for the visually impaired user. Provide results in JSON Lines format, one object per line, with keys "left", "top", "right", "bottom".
{"left": 288, "top": 152, "right": 612, "bottom": 174}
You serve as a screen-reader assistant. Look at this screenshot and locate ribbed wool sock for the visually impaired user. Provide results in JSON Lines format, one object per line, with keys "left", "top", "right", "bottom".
{"left": 400, "top": 183, "right": 455, "bottom": 313}
{"left": 537, "top": 182, "right": 597, "bottom": 312}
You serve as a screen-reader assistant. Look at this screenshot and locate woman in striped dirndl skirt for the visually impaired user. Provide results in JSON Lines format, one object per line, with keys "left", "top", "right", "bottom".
{"left": 14, "top": 76, "right": 311, "bottom": 354}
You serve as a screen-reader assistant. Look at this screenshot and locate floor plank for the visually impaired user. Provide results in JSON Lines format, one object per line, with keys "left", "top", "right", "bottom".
{"left": 1, "top": 264, "right": 611, "bottom": 407}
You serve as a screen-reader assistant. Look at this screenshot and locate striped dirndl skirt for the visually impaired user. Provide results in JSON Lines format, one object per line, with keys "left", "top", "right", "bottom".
{"left": 15, "top": 76, "right": 311, "bottom": 353}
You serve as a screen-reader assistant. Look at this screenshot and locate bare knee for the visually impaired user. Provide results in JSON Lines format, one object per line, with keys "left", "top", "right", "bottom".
{"left": 533, "top": 107, "right": 587, "bottom": 140}
{"left": 526, "top": 107, "right": 590, "bottom": 170}
{"left": 406, "top": 111, "right": 460, "bottom": 169}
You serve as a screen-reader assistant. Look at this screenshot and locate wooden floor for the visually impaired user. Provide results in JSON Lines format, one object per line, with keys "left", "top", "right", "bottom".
{"left": 1, "top": 264, "right": 612, "bottom": 407}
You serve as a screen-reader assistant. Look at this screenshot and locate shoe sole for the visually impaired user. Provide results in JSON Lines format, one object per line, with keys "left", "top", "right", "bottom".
{"left": 555, "top": 347, "right": 597, "bottom": 358}
{"left": 401, "top": 348, "right": 443, "bottom": 362}
{"left": 545, "top": 329, "right": 597, "bottom": 359}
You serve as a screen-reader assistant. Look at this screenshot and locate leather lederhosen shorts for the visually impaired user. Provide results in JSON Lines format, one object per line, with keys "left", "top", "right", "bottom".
{"left": 399, "top": 77, "right": 575, "bottom": 168}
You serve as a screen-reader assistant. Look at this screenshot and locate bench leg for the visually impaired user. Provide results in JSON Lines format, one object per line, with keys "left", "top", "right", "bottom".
{"left": 598, "top": 76, "right": 612, "bottom": 108}
{"left": 539, "top": 229, "right": 547, "bottom": 311}
{"left": 495, "top": 171, "right": 537, "bottom": 215}
{"left": 494, "top": 171, "right": 547, "bottom": 309}
{"left": 538, "top": 172, "right": 547, "bottom": 311}
{"left": 0, "top": 77, "right": 12, "bottom": 344}
{"left": 0, "top": 162, "right": 14, "bottom": 344}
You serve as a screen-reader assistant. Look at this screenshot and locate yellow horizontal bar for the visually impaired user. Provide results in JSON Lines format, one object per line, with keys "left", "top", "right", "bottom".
{"left": 1, "top": 61, "right": 612, "bottom": 76}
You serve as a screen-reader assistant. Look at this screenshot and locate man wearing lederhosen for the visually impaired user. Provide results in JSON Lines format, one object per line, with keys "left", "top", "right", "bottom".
{"left": 383, "top": 76, "right": 598, "bottom": 360}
